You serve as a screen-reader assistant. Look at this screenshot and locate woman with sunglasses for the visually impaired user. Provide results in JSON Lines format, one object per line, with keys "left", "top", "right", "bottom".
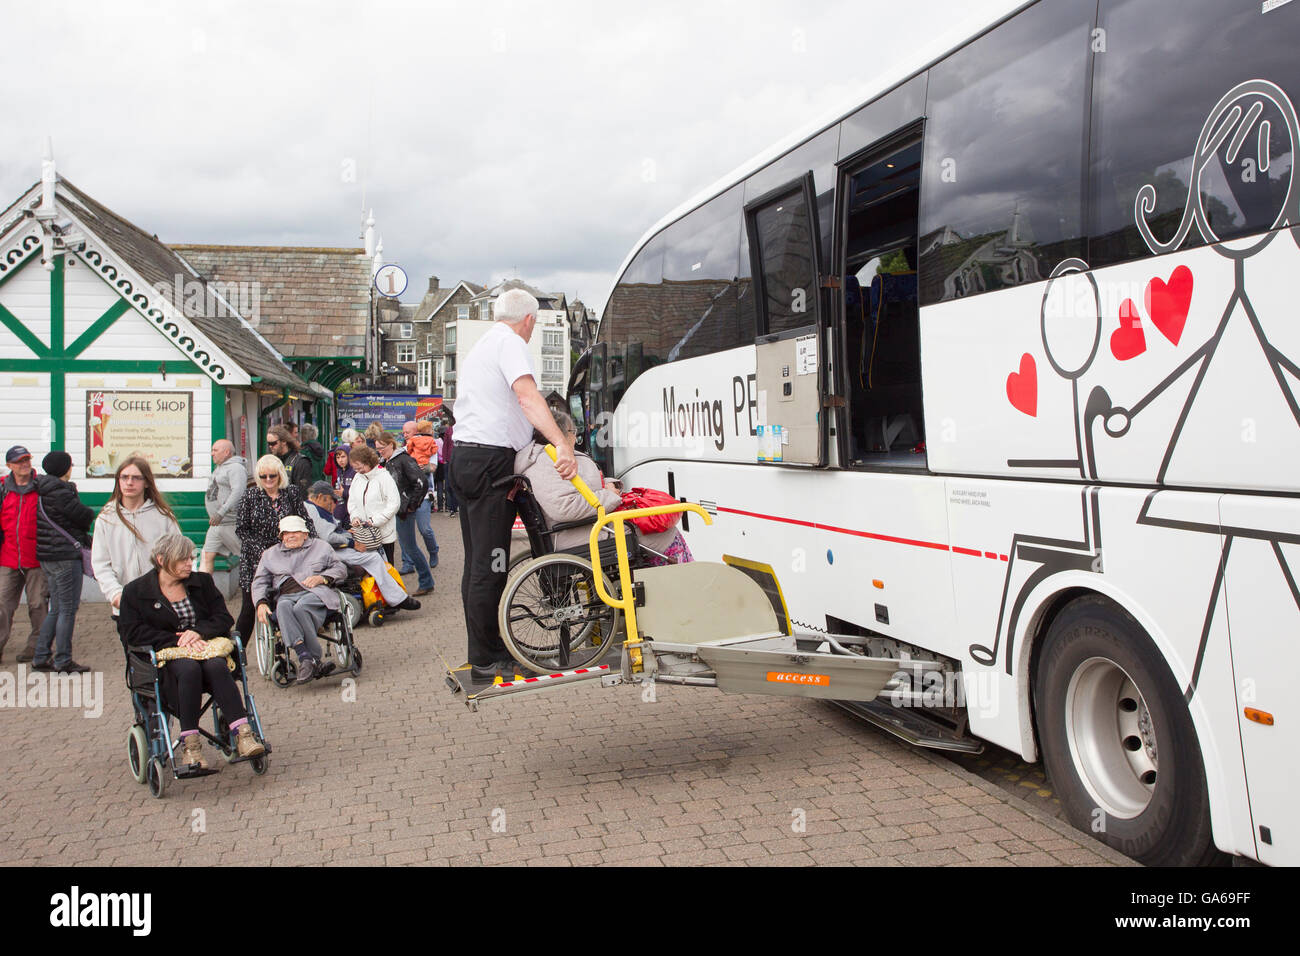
{"left": 233, "top": 453, "right": 314, "bottom": 641}
{"left": 92, "top": 456, "right": 182, "bottom": 630}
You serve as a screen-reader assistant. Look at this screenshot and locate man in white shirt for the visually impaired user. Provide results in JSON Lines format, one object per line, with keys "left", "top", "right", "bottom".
{"left": 451, "top": 288, "right": 577, "bottom": 681}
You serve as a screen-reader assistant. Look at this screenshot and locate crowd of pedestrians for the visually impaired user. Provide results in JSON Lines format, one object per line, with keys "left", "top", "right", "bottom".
{"left": 0, "top": 414, "right": 451, "bottom": 683}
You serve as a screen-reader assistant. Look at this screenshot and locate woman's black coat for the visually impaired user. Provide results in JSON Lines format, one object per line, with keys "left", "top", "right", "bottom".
{"left": 120, "top": 568, "right": 234, "bottom": 651}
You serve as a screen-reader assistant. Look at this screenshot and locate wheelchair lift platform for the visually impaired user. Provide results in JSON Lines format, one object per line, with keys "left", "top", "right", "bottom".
{"left": 442, "top": 449, "right": 980, "bottom": 753}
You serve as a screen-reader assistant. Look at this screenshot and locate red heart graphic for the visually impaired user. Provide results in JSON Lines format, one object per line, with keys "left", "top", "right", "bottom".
{"left": 1110, "top": 298, "right": 1147, "bottom": 361}
{"left": 1145, "top": 265, "right": 1193, "bottom": 346}
{"left": 1006, "top": 353, "right": 1037, "bottom": 417}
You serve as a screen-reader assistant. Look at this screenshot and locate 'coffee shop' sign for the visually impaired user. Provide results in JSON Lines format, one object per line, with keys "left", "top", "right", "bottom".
{"left": 86, "top": 391, "right": 193, "bottom": 478}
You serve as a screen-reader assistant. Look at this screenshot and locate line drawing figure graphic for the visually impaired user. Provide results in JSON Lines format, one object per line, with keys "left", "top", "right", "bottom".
{"left": 978, "top": 80, "right": 1300, "bottom": 687}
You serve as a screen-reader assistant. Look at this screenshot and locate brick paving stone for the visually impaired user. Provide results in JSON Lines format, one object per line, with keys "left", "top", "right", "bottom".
{"left": 0, "top": 528, "right": 1135, "bottom": 868}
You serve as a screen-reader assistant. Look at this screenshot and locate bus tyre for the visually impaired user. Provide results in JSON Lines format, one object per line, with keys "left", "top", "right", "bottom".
{"left": 1034, "top": 596, "right": 1225, "bottom": 866}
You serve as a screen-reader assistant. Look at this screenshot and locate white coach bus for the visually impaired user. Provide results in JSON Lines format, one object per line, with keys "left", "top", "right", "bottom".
{"left": 564, "top": 0, "right": 1299, "bottom": 865}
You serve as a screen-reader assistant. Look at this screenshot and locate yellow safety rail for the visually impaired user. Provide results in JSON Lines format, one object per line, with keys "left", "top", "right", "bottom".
{"left": 544, "top": 444, "right": 711, "bottom": 672}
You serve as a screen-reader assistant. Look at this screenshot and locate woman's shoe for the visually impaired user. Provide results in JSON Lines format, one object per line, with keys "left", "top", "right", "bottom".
{"left": 181, "top": 734, "right": 213, "bottom": 771}
{"left": 235, "top": 724, "right": 265, "bottom": 758}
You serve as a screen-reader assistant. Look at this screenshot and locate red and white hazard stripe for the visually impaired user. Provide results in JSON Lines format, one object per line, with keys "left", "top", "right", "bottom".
{"left": 497, "top": 663, "right": 610, "bottom": 688}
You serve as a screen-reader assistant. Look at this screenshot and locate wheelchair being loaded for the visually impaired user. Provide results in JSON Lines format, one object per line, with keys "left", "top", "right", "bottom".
{"left": 124, "top": 635, "right": 270, "bottom": 798}
{"left": 445, "top": 446, "right": 904, "bottom": 714}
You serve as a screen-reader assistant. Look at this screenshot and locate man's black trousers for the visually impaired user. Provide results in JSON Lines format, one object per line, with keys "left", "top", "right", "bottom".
{"left": 449, "top": 445, "right": 517, "bottom": 666}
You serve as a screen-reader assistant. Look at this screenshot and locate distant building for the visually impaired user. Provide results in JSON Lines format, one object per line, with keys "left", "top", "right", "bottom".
{"left": 443, "top": 279, "right": 572, "bottom": 401}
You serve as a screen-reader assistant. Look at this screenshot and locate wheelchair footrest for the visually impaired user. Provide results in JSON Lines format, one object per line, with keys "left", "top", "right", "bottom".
{"left": 175, "top": 765, "right": 221, "bottom": 779}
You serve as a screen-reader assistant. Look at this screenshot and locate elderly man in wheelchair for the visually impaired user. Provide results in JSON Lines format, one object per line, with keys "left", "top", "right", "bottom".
{"left": 251, "top": 515, "right": 353, "bottom": 685}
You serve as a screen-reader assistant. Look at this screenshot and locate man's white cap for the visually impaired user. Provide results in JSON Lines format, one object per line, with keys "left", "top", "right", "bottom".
{"left": 278, "top": 516, "right": 309, "bottom": 536}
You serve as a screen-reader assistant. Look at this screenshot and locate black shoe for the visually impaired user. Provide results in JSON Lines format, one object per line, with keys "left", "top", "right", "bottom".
{"left": 497, "top": 658, "right": 525, "bottom": 679}
{"left": 469, "top": 662, "right": 500, "bottom": 683}
{"left": 30, "top": 660, "right": 55, "bottom": 672}
{"left": 317, "top": 660, "right": 337, "bottom": 678}
{"left": 397, "top": 597, "right": 421, "bottom": 612}
{"left": 414, "top": 586, "right": 433, "bottom": 596}
{"left": 58, "top": 661, "right": 91, "bottom": 674}
{"left": 15, "top": 651, "right": 33, "bottom": 663}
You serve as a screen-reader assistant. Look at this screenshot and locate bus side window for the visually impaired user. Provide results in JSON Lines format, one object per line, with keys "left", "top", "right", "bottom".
{"left": 1089, "top": 0, "right": 1300, "bottom": 267}
{"left": 661, "top": 185, "right": 748, "bottom": 362}
{"left": 918, "top": 0, "right": 1093, "bottom": 306}
{"left": 603, "top": 235, "right": 665, "bottom": 402}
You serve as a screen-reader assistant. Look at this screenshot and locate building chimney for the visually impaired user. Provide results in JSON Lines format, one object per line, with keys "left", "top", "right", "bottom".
{"left": 428, "top": 276, "right": 440, "bottom": 294}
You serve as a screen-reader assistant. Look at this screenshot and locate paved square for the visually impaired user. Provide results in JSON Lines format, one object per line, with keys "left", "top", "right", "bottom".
{"left": 0, "top": 520, "right": 1133, "bottom": 867}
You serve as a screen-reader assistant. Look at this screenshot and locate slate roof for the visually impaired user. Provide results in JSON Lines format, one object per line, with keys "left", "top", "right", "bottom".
{"left": 54, "top": 179, "right": 318, "bottom": 393}
{"left": 172, "top": 244, "right": 372, "bottom": 359}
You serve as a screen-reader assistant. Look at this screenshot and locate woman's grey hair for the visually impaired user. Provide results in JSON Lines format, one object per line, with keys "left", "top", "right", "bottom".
{"left": 339, "top": 427, "right": 359, "bottom": 444}
{"left": 550, "top": 408, "right": 576, "bottom": 437}
{"left": 151, "top": 532, "right": 197, "bottom": 572}
{"left": 301, "top": 423, "right": 318, "bottom": 442}
{"left": 495, "top": 288, "right": 539, "bottom": 324}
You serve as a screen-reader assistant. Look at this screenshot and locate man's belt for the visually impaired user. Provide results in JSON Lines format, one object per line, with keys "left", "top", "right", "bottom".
{"left": 456, "top": 441, "right": 513, "bottom": 451}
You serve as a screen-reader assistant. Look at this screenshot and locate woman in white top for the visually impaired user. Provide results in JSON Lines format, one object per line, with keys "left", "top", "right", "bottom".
{"left": 92, "top": 456, "right": 183, "bottom": 621}
{"left": 346, "top": 445, "right": 400, "bottom": 565}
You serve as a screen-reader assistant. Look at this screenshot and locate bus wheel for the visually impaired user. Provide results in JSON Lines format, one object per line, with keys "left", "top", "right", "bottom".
{"left": 1034, "top": 595, "right": 1225, "bottom": 866}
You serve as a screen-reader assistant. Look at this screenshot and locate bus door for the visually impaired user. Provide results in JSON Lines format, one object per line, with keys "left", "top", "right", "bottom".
{"left": 833, "top": 130, "right": 925, "bottom": 470}
{"left": 743, "top": 172, "right": 828, "bottom": 466}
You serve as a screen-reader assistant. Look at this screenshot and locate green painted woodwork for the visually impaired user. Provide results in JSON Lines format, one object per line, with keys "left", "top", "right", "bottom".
{"left": 51, "top": 370, "right": 64, "bottom": 449}
{"left": 50, "top": 257, "right": 63, "bottom": 353}
{"left": 0, "top": 301, "right": 51, "bottom": 357}
{"left": 0, "top": 359, "right": 201, "bottom": 373}
{"left": 65, "top": 299, "right": 130, "bottom": 357}
{"left": 211, "top": 380, "right": 226, "bottom": 442}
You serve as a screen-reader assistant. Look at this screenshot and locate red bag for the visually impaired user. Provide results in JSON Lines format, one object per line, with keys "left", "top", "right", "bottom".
{"left": 617, "top": 487, "right": 681, "bottom": 535}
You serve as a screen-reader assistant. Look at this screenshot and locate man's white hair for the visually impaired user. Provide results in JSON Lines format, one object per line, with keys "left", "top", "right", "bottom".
{"left": 494, "top": 288, "right": 538, "bottom": 324}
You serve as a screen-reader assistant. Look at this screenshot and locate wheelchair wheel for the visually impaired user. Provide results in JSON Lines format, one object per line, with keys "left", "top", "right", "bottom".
{"left": 350, "top": 648, "right": 363, "bottom": 676}
{"left": 499, "top": 553, "right": 622, "bottom": 675}
{"left": 341, "top": 592, "right": 362, "bottom": 632}
{"left": 251, "top": 754, "right": 269, "bottom": 776}
{"left": 147, "top": 756, "right": 167, "bottom": 798}
{"left": 367, "top": 608, "right": 384, "bottom": 628}
{"left": 332, "top": 627, "right": 353, "bottom": 670}
{"left": 254, "top": 619, "right": 275, "bottom": 680}
{"left": 127, "top": 725, "right": 149, "bottom": 784}
{"left": 271, "top": 659, "right": 295, "bottom": 688}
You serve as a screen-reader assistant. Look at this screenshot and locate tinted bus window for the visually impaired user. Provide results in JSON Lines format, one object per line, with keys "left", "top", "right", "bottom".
{"left": 662, "top": 186, "right": 747, "bottom": 362}
{"left": 602, "top": 235, "right": 665, "bottom": 402}
{"left": 751, "top": 184, "right": 819, "bottom": 335}
{"left": 838, "top": 73, "right": 928, "bottom": 162}
{"left": 744, "top": 127, "right": 838, "bottom": 271}
{"left": 918, "top": 0, "right": 1093, "bottom": 307}
{"left": 1089, "top": 0, "right": 1300, "bottom": 267}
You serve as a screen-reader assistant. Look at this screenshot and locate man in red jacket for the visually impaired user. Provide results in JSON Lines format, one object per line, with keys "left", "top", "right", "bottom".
{"left": 0, "top": 446, "right": 47, "bottom": 663}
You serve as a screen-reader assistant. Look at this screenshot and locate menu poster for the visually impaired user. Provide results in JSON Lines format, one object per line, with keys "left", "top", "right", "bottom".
{"left": 86, "top": 391, "right": 193, "bottom": 478}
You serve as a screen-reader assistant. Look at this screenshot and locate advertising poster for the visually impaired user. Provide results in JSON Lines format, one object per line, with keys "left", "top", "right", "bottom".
{"left": 337, "top": 393, "right": 443, "bottom": 432}
{"left": 87, "top": 391, "right": 194, "bottom": 477}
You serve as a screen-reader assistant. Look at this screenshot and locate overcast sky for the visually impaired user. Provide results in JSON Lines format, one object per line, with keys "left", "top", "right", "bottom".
{"left": 1, "top": 0, "right": 1015, "bottom": 310}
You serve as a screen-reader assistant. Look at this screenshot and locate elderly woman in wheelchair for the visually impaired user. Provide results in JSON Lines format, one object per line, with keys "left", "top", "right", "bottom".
{"left": 252, "top": 515, "right": 353, "bottom": 685}
{"left": 120, "top": 533, "right": 266, "bottom": 780}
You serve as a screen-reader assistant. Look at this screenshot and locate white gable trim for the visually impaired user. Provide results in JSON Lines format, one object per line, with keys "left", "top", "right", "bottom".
{"left": 59, "top": 206, "right": 251, "bottom": 385}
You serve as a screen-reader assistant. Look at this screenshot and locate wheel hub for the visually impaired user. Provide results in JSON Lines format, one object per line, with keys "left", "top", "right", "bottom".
{"left": 1064, "top": 656, "right": 1158, "bottom": 820}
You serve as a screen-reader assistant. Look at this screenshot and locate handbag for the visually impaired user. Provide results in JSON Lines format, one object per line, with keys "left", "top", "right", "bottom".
{"left": 351, "top": 475, "right": 386, "bottom": 547}
{"left": 37, "top": 497, "right": 95, "bottom": 578}
{"left": 617, "top": 487, "right": 681, "bottom": 535}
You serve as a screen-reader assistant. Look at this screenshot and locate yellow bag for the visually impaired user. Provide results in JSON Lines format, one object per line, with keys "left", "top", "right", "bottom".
{"left": 156, "top": 636, "right": 237, "bottom": 672}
